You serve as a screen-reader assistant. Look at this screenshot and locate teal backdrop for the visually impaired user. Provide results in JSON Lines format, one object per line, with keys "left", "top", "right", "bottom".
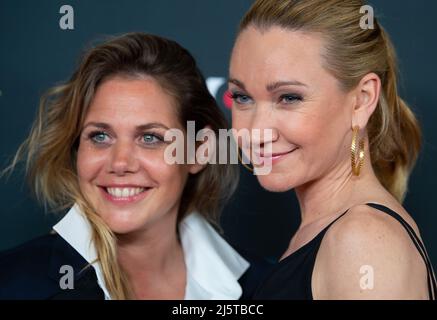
{"left": 1, "top": 0, "right": 436, "bottom": 267}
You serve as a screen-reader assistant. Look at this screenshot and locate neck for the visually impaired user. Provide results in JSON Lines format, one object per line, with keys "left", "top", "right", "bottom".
{"left": 116, "top": 208, "right": 184, "bottom": 281}
{"left": 295, "top": 147, "right": 381, "bottom": 227}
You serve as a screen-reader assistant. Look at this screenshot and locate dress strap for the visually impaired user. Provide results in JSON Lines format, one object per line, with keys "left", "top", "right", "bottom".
{"left": 366, "top": 203, "right": 436, "bottom": 300}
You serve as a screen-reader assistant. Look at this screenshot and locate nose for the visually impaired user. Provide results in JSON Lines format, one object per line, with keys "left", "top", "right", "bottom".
{"left": 248, "top": 104, "right": 279, "bottom": 147}
{"left": 108, "top": 140, "right": 140, "bottom": 175}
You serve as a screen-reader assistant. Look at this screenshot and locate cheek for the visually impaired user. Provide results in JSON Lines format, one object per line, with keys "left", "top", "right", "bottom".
{"left": 231, "top": 110, "right": 249, "bottom": 131}
{"left": 285, "top": 98, "right": 348, "bottom": 145}
{"left": 286, "top": 110, "right": 350, "bottom": 170}
{"left": 142, "top": 153, "right": 188, "bottom": 187}
{"left": 152, "top": 163, "right": 189, "bottom": 207}
{"left": 76, "top": 144, "right": 105, "bottom": 183}
{"left": 76, "top": 146, "right": 90, "bottom": 181}
{"left": 278, "top": 111, "right": 325, "bottom": 146}
{"left": 231, "top": 111, "right": 252, "bottom": 147}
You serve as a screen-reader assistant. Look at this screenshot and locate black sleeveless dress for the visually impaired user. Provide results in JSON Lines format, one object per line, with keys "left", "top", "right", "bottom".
{"left": 252, "top": 203, "right": 437, "bottom": 300}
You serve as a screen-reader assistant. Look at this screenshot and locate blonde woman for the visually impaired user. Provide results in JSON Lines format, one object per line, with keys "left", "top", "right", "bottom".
{"left": 229, "top": 0, "right": 436, "bottom": 299}
{"left": 0, "top": 33, "right": 265, "bottom": 299}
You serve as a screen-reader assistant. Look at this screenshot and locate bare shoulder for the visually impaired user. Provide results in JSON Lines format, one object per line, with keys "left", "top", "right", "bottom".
{"left": 328, "top": 203, "right": 420, "bottom": 249}
{"left": 312, "top": 204, "right": 429, "bottom": 299}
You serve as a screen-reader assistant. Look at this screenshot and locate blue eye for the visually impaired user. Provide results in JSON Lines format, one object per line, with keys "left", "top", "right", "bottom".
{"left": 142, "top": 133, "right": 162, "bottom": 144}
{"left": 89, "top": 131, "right": 109, "bottom": 144}
{"left": 230, "top": 92, "right": 253, "bottom": 105}
{"left": 280, "top": 94, "right": 303, "bottom": 104}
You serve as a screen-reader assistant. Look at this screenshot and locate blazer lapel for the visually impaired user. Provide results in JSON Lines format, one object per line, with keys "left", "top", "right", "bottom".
{"left": 47, "top": 234, "right": 104, "bottom": 300}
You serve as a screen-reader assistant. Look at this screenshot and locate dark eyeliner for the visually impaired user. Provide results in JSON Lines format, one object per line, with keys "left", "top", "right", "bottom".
{"left": 228, "top": 91, "right": 252, "bottom": 104}
{"left": 87, "top": 130, "right": 109, "bottom": 144}
{"left": 141, "top": 132, "right": 164, "bottom": 144}
{"left": 279, "top": 93, "right": 303, "bottom": 104}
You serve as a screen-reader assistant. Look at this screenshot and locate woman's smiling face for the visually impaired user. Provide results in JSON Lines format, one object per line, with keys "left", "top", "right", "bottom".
{"left": 77, "top": 76, "right": 196, "bottom": 235}
{"left": 229, "top": 26, "right": 356, "bottom": 192}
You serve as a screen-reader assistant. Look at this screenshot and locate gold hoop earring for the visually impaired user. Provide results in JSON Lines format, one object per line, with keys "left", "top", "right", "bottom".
{"left": 238, "top": 147, "right": 254, "bottom": 173}
{"left": 351, "top": 125, "right": 365, "bottom": 176}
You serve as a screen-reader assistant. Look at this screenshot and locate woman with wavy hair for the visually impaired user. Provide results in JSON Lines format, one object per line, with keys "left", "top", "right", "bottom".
{"left": 229, "top": 0, "right": 436, "bottom": 299}
{"left": 0, "top": 32, "right": 262, "bottom": 300}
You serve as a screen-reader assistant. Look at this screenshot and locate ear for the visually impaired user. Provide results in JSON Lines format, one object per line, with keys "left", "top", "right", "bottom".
{"left": 188, "top": 125, "right": 214, "bottom": 175}
{"left": 351, "top": 73, "right": 381, "bottom": 129}
{"left": 188, "top": 160, "right": 205, "bottom": 175}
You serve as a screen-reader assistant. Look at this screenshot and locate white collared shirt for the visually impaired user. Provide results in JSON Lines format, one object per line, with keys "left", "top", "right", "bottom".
{"left": 53, "top": 204, "right": 249, "bottom": 300}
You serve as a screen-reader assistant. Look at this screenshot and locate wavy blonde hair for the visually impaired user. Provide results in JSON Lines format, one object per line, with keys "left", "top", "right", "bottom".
{"left": 4, "top": 33, "right": 238, "bottom": 299}
{"left": 239, "top": 0, "right": 421, "bottom": 201}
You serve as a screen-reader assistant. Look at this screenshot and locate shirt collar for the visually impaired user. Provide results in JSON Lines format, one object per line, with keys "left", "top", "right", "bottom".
{"left": 53, "top": 204, "right": 249, "bottom": 300}
{"left": 179, "top": 212, "right": 249, "bottom": 299}
{"left": 52, "top": 204, "right": 110, "bottom": 299}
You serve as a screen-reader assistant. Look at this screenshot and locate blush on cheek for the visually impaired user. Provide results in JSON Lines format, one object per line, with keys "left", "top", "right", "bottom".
{"left": 77, "top": 148, "right": 107, "bottom": 177}
{"left": 76, "top": 160, "right": 91, "bottom": 184}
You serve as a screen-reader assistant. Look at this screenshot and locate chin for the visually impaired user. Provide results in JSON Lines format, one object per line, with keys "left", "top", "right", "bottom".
{"left": 105, "top": 219, "right": 139, "bottom": 235}
{"left": 100, "top": 210, "right": 143, "bottom": 235}
{"left": 256, "top": 173, "right": 296, "bottom": 192}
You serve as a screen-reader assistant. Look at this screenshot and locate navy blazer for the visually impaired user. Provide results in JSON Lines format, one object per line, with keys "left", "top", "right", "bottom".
{"left": 0, "top": 234, "right": 271, "bottom": 300}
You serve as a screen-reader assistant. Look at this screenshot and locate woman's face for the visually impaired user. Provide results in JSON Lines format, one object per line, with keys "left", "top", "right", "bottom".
{"left": 77, "top": 76, "right": 195, "bottom": 235}
{"left": 230, "top": 27, "right": 355, "bottom": 192}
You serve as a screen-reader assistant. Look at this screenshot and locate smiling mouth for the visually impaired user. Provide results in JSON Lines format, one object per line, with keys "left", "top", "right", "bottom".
{"left": 105, "top": 187, "right": 147, "bottom": 197}
{"left": 259, "top": 148, "right": 297, "bottom": 158}
{"left": 256, "top": 147, "right": 298, "bottom": 164}
{"left": 99, "top": 186, "right": 152, "bottom": 201}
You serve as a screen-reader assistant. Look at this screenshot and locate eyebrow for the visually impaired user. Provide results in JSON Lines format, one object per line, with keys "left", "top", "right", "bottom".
{"left": 82, "top": 122, "right": 170, "bottom": 131}
{"left": 228, "top": 78, "right": 247, "bottom": 91}
{"left": 228, "top": 78, "right": 307, "bottom": 92}
{"left": 266, "top": 80, "right": 307, "bottom": 91}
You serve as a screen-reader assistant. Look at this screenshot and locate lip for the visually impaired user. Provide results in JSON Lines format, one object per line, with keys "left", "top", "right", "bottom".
{"left": 101, "top": 184, "right": 150, "bottom": 188}
{"left": 256, "top": 148, "right": 298, "bottom": 165}
{"left": 99, "top": 185, "right": 151, "bottom": 205}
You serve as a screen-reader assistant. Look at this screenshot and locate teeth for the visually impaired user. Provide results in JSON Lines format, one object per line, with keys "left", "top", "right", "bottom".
{"left": 121, "top": 188, "right": 129, "bottom": 197}
{"left": 106, "top": 187, "right": 145, "bottom": 198}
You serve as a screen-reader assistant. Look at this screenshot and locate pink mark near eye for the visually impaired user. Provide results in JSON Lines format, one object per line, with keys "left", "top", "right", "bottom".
{"left": 222, "top": 90, "right": 233, "bottom": 109}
